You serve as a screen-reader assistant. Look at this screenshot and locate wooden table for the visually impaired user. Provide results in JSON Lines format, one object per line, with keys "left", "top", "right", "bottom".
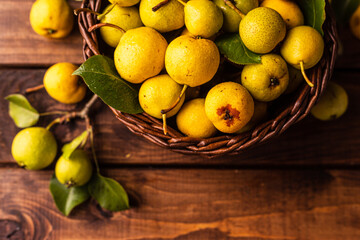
{"left": 1, "top": 1, "right": 360, "bottom": 239}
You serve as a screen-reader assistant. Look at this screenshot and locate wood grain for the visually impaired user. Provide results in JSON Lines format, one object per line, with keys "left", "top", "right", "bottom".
{"left": 335, "top": 26, "right": 360, "bottom": 69}
{"left": 1, "top": 168, "right": 360, "bottom": 240}
{"left": 0, "top": 0, "right": 83, "bottom": 66}
{"left": 0, "top": 0, "right": 358, "bottom": 69}
{"left": 0, "top": 69, "right": 359, "bottom": 166}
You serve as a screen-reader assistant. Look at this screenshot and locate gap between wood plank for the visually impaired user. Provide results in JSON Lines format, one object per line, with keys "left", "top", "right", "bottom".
{"left": 2, "top": 162, "right": 360, "bottom": 170}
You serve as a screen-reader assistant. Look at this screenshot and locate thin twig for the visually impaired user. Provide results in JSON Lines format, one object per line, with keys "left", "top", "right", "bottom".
{"left": 46, "top": 95, "right": 99, "bottom": 129}
{"left": 152, "top": 0, "right": 170, "bottom": 12}
{"left": 223, "top": 0, "right": 246, "bottom": 18}
{"left": 161, "top": 85, "right": 188, "bottom": 114}
{"left": 39, "top": 111, "right": 69, "bottom": 117}
{"left": 25, "top": 84, "right": 44, "bottom": 94}
{"left": 89, "top": 127, "right": 100, "bottom": 173}
{"left": 74, "top": 8, "right": 100, "bottom": 16}
{"left": 88, "top": 23, "right": 126, "bottom": 33}
{"left": 79, "top": 94, "right": 99, "bottom": 118}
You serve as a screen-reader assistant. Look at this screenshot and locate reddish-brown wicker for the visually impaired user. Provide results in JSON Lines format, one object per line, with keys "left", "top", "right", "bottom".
{"left": 78, "top": 0, "right": 338, "bottom": 158}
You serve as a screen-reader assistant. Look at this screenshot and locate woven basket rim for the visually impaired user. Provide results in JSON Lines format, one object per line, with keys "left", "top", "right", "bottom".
{"left": 78, "top": 0, "right": 338, "bottom": 158}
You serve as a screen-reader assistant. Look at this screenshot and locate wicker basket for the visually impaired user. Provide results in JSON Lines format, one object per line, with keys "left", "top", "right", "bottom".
{"left": 78, "top": 0, "right": 338, "bottom": 158}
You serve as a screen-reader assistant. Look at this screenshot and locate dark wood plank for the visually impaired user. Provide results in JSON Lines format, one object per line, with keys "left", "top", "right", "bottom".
{"left": 0, "top": 0, "right": 83, "bottom": 66}
{"left": 1, "top": 69, "right": 360, "bottom": 166}
{"left": 0, "top": 0, "right": 358, "bottom": 69}
{"left": 335, "top": 26, "right": 360, "bottom": 70}
{"left": 1, "top": 168, "right": 360, "bottom": 239}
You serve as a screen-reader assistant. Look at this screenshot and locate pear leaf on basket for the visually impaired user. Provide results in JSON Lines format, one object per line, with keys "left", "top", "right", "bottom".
{"left": 88, "top": 173, "right": 129, "bottom": 212}
{"left": 215, "top": 33, "right": 261, "bottom": 65}
{"left": 62, "top": 130, "right": 89, "bottom": 159}
{"left": 73, "top": 55, "right": 143, "bottom": 114}
{"left": 297, "top": 0, "right": 326, "bottom": 36}
{"left": 49, "top": 174, "right": 90, "bottom": 216}
{"left": 5, "top": 94, "right": 39, "bottom": 128}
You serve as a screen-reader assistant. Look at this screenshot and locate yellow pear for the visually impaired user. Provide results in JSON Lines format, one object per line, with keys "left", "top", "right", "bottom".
{"left": 280, "top": 25, "right": 324, "bottom": 87}
{"left": 214, "top": 0, "right": 258, "bottom": 32}
{"left": 165, "top": 35, "right": 220, "bottom": 87}
{"left": 184, "top": 0, "right": 223, "bottom": 38}
{"left": 239, "top": 7, "right": 286, "bottom": 54}
{"left": 261, "top": 0, "right": 304, "bottom": 29}
{"left": 140, "top": 0, "right": 184, "bottom": 32}
{"left": 114, "top": 27, "right": 168, "bottom": 84}
{"left": 100, "top": 4, "right": 143, "bottom": 48}
{"left": 12, "top": 127, "right": 57, "bottom": 170}
{"left": 139, "top": 74, "right": 185, "bottom": 119}
{"left": 30, "top": 0, "right": 73, "bottom": 38}
{"left": 241, "top": 54, "right": 289, "bottom": 102}
{"left": 44, "top": 63, "right": 86, "bottom": 104}
{"left": 350, "top": 5, "right": 360, "bottom": 40}
{"left": 205, "top": 82, "right": 254, "bottom": 133}
{"left": 311, "top": 82, "right": 348, "bottom": 121}
{"left": 176, "top": 98, "right": 217, "bottom": 138}
{"left": 55, "top": 150, "right": 93, "bottom": 187}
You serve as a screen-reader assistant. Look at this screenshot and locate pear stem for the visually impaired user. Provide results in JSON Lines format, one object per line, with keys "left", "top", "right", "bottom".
{"left": 47, "top": 29, "right": 56, "bottom": 35}
{"left": 299, "top": 61, "right": 314, "bottom": 88}
{"left": 88, "top": 23, "right": 126, "bottom": 33}
{"left": 40, "top": 111, "right": 69, "bottom": 117}
{"left": 162, "top": 113, "right": 168, "bottom": 135}
{"left": 223, "top": 0, "right": 246, "bottom": 18}
{"left": 74, "top": 8, "right": 100, "bottom": 16}
{"left": 152, "top": 0, "right": 170, "bottom": 12}
{"left": 46, "top": 118, "right": 61, "bottom": 131}
{"left": 97, "top": 3, "right": 117, "bottom": 20}
{"left": 161, "top": 84, "right": 188, "bottom": 115}
{"left": 89, "top": 126, "right": 100, "bottom": 173}
{"left": 25, "top": 84, "right": 44, "bottom": 94}
{"left": 175, "top": 0, "right": 187, "bottom": 7}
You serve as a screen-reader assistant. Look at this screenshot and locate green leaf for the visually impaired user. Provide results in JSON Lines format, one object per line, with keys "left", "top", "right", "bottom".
{"left": 332, "top": 0, "right": 360, "bottom": 24}
{"left": 49, "top": 175, "right": 90, "bottom": 216}
{"left": 88, "top": 173, "right": 129, "bottom": 212}
{"left": 73, "top": 55, "right": 143, "bottom": 114}
{"left": 215, "top": 33, "right": 261, "bottom": 65}
{"left": 61, "top": 130, "right": 89, "bottom": 159}
{"left": 298, "top": 0, "right": 326, "bottom": 35}
{"left": 5, "top": 94, "right": 39, "bottom": 128}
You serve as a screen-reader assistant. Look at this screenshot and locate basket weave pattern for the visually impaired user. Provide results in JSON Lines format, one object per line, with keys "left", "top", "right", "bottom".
{"left": 78, "top": 0, "right": 338, "bottom": 158}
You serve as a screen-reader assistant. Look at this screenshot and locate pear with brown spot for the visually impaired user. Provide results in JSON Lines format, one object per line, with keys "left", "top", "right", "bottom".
{"left": 205, "top": 82, "right": 254, "bottom": 134}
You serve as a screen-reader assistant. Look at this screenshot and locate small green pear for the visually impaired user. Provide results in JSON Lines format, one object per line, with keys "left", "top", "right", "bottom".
{"left": 12, "top": 127, "right": 57, "bottom": 170}
{"left": 55, "top": 150, "right": 93, "bottom": 187}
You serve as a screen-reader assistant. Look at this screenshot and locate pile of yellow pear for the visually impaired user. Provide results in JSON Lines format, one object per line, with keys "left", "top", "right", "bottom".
{"left": 95, "top": 0, "right": 326, "bottom": 138}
